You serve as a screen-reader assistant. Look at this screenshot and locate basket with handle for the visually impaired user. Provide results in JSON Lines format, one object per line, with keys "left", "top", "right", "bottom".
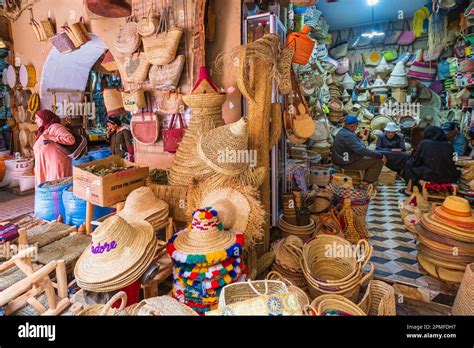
{"left": 122, "top": 89, "right": 146, "bottom": 112}
{"left": 266, "top": 271, "right": 310, "bottom": 308}
{"left": 64, "top": 17, "right": 91, "bottom": 48}
{"left": 77, "top": 291, "right": 129, "bottom": 316}
{"left": 137, "top": 6, "right": 159, "bottom": 37}
{"left": 142, "top": 7, "right": 183, "bottom": 66}
{"left": 217, "top": 279, "right": 289, "bottom": 309}
{"left": 357, "top": 280, "right": 396, "bottom": 316}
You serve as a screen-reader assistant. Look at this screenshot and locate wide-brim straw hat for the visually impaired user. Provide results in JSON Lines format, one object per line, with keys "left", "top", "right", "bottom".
{"left": 197, "top": 118, "right": 249, "bottom": 176}
{"left": 197, "top": 187, "right": 250, "bottom": 235}
{"left": 370, "top": 115, "right": 393, "bottom": 131}
{"left": 167, "top": 208, "right": 244, "bottom": 265}
{"left": 273, "top": 236, "right": 304, "bottom": 271}
{"left": 421, "top": 213, "right": 474, "bottom": 243}
{"left": 118, "top": 186, "right": 169, "bottom": 223}
{"left": 416, "top": 219, "right": 474, "bottom": 253}
{"left": 74, "top": 216, "right": 156, "bottom": 290}
{"left": 417, "top": 253, "right": 465, "bottom": 283}
{"left": 432, "top": 196, "right": 474, "bottom": 228}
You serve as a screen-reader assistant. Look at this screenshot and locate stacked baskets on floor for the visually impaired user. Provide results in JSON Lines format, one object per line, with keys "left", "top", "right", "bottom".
{"left": 300, "top": 235, "right": 374, "bottom": 301}
{"left": 271, "top": 236, "right": 308, "bottom": 291}
{"left": 278, "top": 215, "right": 316, "bottom": 242}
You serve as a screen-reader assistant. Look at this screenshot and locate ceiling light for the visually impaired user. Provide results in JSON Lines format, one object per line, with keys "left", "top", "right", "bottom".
{"left": 367, "top": 0, "right": 379, "bottom": 5}
{"left": 361, "top": 30, "right": 384, "bottom": 38}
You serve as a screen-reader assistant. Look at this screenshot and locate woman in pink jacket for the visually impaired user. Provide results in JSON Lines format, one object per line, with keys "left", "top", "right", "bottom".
{"left": 33, "top": 110, "right": 75, "bottom": 186}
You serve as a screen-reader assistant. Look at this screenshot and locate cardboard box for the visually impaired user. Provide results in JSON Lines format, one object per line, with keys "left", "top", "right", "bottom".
{"left": 73, "top": 156, "right": 149, "bottom": 207}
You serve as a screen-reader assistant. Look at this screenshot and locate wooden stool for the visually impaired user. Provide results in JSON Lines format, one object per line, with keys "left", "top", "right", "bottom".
{"left": 421, "top": 182, "right": 457, "bottom": 202}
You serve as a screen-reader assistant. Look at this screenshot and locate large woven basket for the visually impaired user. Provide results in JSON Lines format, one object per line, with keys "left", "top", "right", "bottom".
{"left": 278, "top": 215, "right": 316, "bottom": 242}
{"left": 77, "top": 291, "right": 129, "bottom": 316}
{"left": 266, "top": 271, "right": 310, "bottom": 308}
{"left": 357, "top": 280, "right": 396, "bottom": 316}
{"left": 378, "top": 167, "right": 397, "bottom": 185}
{"left": 217, "top": 280, "right": 288, "bottom": 309}
{"left": 147, "top": 182, "right": 188, "bottom": 223}
{"left": 452, "top": 263, "right": 474, "bottom": 315}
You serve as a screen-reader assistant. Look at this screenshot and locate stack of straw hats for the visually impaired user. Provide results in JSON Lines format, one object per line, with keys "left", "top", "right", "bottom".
{"left": 271, "top": 236, "right": 308, "bottom": 291}
{"left": 74, "top": 216, "right": 158, "bottom": 292}
{"left": 168, "top": 67, "right": 226, "bottom": 186}
{"left": 387, "top": 61, "right": 408, "bottom": 88}
{"left": 400, "top": 186, "right": 429, "bottom": 220}
{"left": 278, "top": 214, "right": 316, "bottom": 242}
{"left": 117, "top": 187, "right": 169, "bottom": 231}
{"left": 416, "top": 196, "right": 474, "bottom": 283}
{"left": 166, "top": 208, "right": 245, "bottom": 314}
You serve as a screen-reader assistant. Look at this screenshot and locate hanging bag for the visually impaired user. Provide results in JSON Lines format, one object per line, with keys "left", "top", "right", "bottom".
{"left": 362, "top": 50, "right": 382, "bottom": 66}
{"left": 382, "top": 47, "right": 398, "bottom": 62}
{"left": 130, "top": 94, "right": 160, "bottom": 145}
{"left": 124, "top": 52, "right": 150, "bottom": 83}
{"left": 114, "top": 17, "right": 141, "bottom": 55}
{"left": 29, "top": 8, "right": 47, "bottom": 42}
{"left": 149, "top": 54, "right": 185, "bottom": 90}
{"left": 329, "top": 30, "right": 348, "bottom": 59}
{"left": 143, "top": 7, "right": 184, "bottom": 66}
{"left": 453, "top": 36, "right": 467, "bottom": 58}
{"left": 397, "top": 19, "right": 416, "bottom": 45}
{"left": 137, "top": 4, "right": 159, "bottom": 37}
{"left": 162, "top": 113, "right": 186, "bottom": 153}
{"left": 155, "top": 91, "right": 184, "bottom": 115}
{"left": 335, "top": 57, "right": 350, "bottom": 75}
{"left": 407, "top": 49, "right": 437, "bottom": 80}
{"left": 290, "top": 71, "right": 315, "bottom": 139}
{"left": 64, "top": 17, "right": 90, "bottom": 48}
{"left": 384, "top": 21, "right": 402, "bottom": 45}
{"left": 122, "top": 89, "right": 146, "bottom": 112}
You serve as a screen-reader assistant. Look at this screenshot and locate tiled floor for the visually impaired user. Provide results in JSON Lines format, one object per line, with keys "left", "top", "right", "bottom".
{"left": 367, "top": 181, "right": 458, "bottom": 303}
{"left": 0, "top": 189, "right": 34, "bottom": 221}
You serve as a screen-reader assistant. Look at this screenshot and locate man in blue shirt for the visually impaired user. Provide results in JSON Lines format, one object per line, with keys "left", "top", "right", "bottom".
{"left": 441, "top": 122, "right": 468, "bottom": 157}
{"left": 332, "top": 116, "right": 387, "bottom": 186}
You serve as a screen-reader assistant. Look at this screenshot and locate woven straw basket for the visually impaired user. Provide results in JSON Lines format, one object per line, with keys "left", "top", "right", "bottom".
{"left": 217, "top": 280, "right": 288, "bottom": 309}
{"left": 122, "top": 89, "right": 146, "bottom": 112}
{"left": 78, "top": 291, "right": 129, "bottom": 316}
{"left": 305, "top": 295, "right": 366, "bottom": 316}
{"left": 452, "top": 263, "right": 474, "bottom": 315}
{"left": 267, "top": 271, "right": 309, "bottom": 308}
{"left": 357, "top": 280, "right": 396, "bottom": 316}
{"left": 147, "top": 182, "right": 188, "bottom": 223}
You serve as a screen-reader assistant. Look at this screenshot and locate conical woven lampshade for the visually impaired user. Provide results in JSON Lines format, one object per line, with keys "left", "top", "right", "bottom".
{"left": 168, "top": 67, "right": 226, "bottom": 186}
{"left": 387, "top": 62, "right": 408, "bottom": 88}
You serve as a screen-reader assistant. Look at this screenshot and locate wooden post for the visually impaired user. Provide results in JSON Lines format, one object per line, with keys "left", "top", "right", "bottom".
{"left": 56, "top": 260, "right": 68, "bottom": 299}
{"left": 85, "top": 201, "right": 94, "bottom": 235}
{"left": 18, "top": 228, "right": 31, "bottom": 267}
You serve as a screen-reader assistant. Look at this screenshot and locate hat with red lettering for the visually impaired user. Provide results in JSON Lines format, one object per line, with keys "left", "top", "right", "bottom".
{"left": 74, "top": 215, "right": 157, "bottom": 292}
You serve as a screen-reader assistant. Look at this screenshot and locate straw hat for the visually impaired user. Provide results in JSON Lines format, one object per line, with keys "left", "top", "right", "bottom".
{"left": 417, "top": 253, "right": 465, "bottom": 283}
{"left": 197, "top": 118, "right": 249, "bottom": 176}
{"left": 370, "top": 115, "right": 393, "bottom": 131}
{"left": 387, "top": 61, "right": 408, "bottom": 88}
{"left": 118, "top": 187, "right": 169, "bottom": 230}
{"left": 74, "top": 216, "right": 156, "bottom": 291}
{"left": 422, "top": 213, "right": 474, "bottom": 243}
{"left": 167, "top": 208, "right": 244, "bottom": 266}
{"left": 432, "top": 196, "right": 474, "bottom": 228}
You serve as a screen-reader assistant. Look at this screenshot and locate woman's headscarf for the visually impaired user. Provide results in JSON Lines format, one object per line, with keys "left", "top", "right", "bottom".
{"left": 424, "top": 125, "right": 448, "bottom": 142}
{"left": 35, "top": 110, "right": 61, "bottom": 139}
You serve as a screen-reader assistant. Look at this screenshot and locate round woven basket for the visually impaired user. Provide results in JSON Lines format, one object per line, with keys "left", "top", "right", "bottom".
{"left": 452, "top": 263, "right": 474, "bottom": 315}
{"left": 267, "top": 271, "right": 310, "bottom": 309}
{"left": 217, "top": 280, "right": 288, "bottom": 309}
{"left": 278, "top": 214, "right": 316, "bottom": 242}
{"left": 306, "top": 295, "right": 366, "bottom": 316}
{"left": 77, "top": 291, "right": 129, "bottom": 316}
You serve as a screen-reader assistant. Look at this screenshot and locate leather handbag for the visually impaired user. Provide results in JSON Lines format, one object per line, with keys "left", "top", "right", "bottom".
{"left": 384, "top": 21, "right": 403, "bottom": 45}
{"left": 162, "top": 113, "right": 186, "bottom": 153}
{"left": 130, "top": 94, "right": 160, "bottom": 145}
{"left": 397, "top": 20, "right": 416, "bottom": 46}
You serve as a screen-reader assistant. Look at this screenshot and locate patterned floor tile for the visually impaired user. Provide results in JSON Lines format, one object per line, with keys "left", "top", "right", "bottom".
{"left": 394, "top": 257, "right": 419, "bottom": 265}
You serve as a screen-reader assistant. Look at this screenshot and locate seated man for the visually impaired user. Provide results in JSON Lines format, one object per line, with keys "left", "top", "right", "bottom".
{"left": 332, "top": 115, "right": 386, "bottom": 187}
{"left": 401, "top": 125, "right": 460, "bottom": 195}
{"left": 375, "top": 122, "right": 410, "bottom": 173}
{"left": 442, "top": 122, "right": 468, "bottom": 157}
